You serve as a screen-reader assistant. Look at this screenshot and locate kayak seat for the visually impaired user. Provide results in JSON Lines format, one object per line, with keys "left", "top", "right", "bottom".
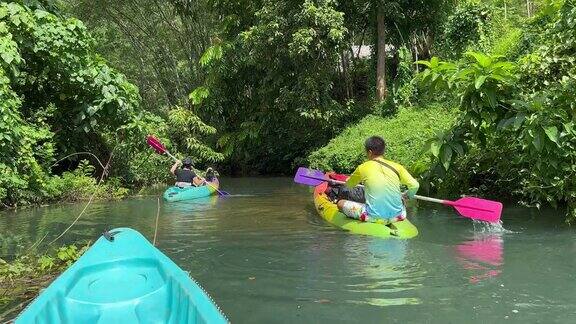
{"left": 16, "top": 228, "right": 227, "bottom": 324}
{"left": 28, "top": 259, "right": 207, "bottom": 323}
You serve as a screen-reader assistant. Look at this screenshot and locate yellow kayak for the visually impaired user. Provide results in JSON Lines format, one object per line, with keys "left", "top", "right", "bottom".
{"left": 313, "top": 182, "right": 418, "bottom": 239}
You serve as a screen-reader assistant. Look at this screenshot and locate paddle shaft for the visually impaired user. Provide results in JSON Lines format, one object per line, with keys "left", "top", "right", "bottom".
{"left": 414, "top": 195, "right": 490, "bottom": 211}
{"left": 302, "top": 174, "right": 447, "bottom": 206}
{"left": 414, "top": 195, "right": 445, "bottom": 204}
{"left": 295, "top": 167, "right": 502, "bottom": 222}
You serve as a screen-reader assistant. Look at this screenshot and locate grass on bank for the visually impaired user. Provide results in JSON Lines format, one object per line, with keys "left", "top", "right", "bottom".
{"left": 307, "top": 104, "right": 457, "bottom": 175}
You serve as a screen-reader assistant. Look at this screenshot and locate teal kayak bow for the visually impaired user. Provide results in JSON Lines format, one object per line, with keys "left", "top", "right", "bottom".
{"left": 16, "top": 228, "right": 228, "bottom": 323}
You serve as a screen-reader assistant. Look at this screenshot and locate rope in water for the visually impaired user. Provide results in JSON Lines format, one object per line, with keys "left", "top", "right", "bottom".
{"left": 153, "top": 197, "right": 160, "bottom": 246}
{"left": 49, "top": 147, "right": 116, "bottom": 245}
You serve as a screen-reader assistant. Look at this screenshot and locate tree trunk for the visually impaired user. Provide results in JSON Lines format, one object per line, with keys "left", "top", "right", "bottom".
{"left": 341, "top": 49, "right": 353, "bottom": 99}
{"left": 376, "top": 9, "right": 387, "bottom": 102}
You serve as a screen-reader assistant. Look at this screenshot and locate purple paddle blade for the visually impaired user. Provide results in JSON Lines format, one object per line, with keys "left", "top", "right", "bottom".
{"left": 294, "top": 167, "right": 327, "bottom": 186}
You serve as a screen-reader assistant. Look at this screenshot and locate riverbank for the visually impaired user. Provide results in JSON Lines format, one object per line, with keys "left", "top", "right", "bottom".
{"left": 0, "top": 161, "right": 128, "bottom": 210}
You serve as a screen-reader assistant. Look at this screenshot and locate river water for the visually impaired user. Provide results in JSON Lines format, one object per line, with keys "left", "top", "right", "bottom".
{"left": 1, "top": 178, "right": 574, "bottom": 323}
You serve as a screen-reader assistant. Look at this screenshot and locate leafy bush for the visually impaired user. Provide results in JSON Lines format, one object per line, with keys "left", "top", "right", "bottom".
{"left": 194, "top": 0, "right": 354, "bottom": 174}
{"left": 417, "top": 52, "right": 517, "bottom": 172}
{"left": 392, "top": 47, "right": 418, "bottom": 108}
{"left": 513, "top": 0, "right": 576, "bottom": 218}
{"left": 167, "top": 107, "right": 224, "bottom": 164}
{"left": 440, "top": 2, "right": 492, "bottom": 57}
{"left": 0, "top": 2, "right": 140, "bottom": 207}
{"left": 0, "top": 2, "right": 222, "bottom": 205}
{"left": 307, "top": 104, "right": 457, "bottom": 175}
{"left": 491, "top": 27, "right": 524, "bottom": 58}
{"left": 46, "top": 160, "right": 128, "bottom": 202}
{"left": 416, "top": 0, "right": 576, "bottom": 220}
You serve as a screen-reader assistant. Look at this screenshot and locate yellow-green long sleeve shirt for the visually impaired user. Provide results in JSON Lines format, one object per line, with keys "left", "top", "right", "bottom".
{"left": 346, "top": 157, "right": 419, "bottom": 220}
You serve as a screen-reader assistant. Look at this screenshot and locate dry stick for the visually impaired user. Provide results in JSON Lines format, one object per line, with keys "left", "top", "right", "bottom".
{"left": 49, "top": 148, "right": 116, "bottom": 245}
{"left": 153, "top": 197, "right": 160, "bottom": 246}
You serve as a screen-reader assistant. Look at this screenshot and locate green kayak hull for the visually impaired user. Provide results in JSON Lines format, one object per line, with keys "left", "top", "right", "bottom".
{"left": 16, "top": 228, "right": 228, "bottom": 324}
{"left": 314, "top": 182, "right": 418, "bottom": 239}
{"left": 163, "top": 181, "right": 219, "bottom": 202}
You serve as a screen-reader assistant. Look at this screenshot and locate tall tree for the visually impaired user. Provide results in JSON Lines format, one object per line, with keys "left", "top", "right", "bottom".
{"left": 376, "top": 6, "right": 388, "bottom": 101}
{"left": 338, "top": 0, "right": 454, "bottom": 103}
{"left": 195, "top": 0, "right": 349, "bottom": 173}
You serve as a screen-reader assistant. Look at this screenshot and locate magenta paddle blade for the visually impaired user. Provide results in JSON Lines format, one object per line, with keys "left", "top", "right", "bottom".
{"left": 146, "top": 135, "right": 166, "bottom": 154}
{"left": 294, "top": 167, "right": 327, "bottom": 186}
{"left": 449, "top": 197, "right": 503, "bottom": 223}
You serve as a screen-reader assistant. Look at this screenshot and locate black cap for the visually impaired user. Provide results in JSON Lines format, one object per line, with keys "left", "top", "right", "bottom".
{"left": 182, "top": 157, "right": 193, "bottom": 167}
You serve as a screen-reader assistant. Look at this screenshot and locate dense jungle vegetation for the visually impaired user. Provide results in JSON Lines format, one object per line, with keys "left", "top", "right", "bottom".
{"left": 0, "top": 0, "right": 575, "bottom": 220}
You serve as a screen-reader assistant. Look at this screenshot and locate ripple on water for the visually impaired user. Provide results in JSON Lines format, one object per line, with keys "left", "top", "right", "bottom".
{"left": 472, "top": 220, "right": 514, "bottom": 234}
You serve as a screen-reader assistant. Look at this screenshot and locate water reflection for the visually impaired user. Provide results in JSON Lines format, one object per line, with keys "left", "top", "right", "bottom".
{"left": 343, "top": 236, "right": 422, "bottom": 307}
{"left": 454, "top": 233, "right": 503, "bottom": 284}
{"left": 162, "top": 196, "right": 219, "bottom": 215}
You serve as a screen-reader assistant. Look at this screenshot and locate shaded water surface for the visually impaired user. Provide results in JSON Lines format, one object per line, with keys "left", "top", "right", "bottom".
{"left": 1, "top": 178, "right": 574, "bottom": 323}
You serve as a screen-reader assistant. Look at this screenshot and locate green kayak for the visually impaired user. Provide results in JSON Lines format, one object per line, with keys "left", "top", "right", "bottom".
{"left": 16, "top": 228, "right": 228, "bottom": 323}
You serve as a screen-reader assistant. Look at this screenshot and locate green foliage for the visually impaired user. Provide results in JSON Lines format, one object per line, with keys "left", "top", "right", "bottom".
{"left": 440, "top": 2, "right": 493, "bottom": 57}
{"left": 0, "top": 2, "right": 143, "bottom": 207}
{"left": 198, "top": 0, "right": 351, "bottom": 173}
{"left": 189, "top": 86, "right": 210, "bottom": 106}
{"left": 512, "top": 0, "right": 576, "bottom": 217}
{"left": 417, "top": 0, "right": 576, "bottom": 220}
{"left": 418, "top": 52, "right": 517, "bottom": 171}
{"left": 0, "top": 2, "right": 223, "bottom": 206}
{"left": 417, "top": 53, "right": 521, "bottom": 193}
{"left": 46, "top": 160, "right": 129, "bottom": 202}
{"left": 307, "top": 104, "right": 457, "bottom": 175}
{"left": 491, "top": 27, "right": 524, "bottom": 58}
{"left": 65, "top": 0, "right": 214, "bottom": 112}
{"left": 167, "top": 107, "right": 224, "bottom": 164}
{"left": 62, "top": 0, "right": 455, "bottom": 175}
{"left": 199, "top": 44, "right": 223, "bottom": 67}
{"left": 391, "top": 46, "right": 418, "bottom": 107}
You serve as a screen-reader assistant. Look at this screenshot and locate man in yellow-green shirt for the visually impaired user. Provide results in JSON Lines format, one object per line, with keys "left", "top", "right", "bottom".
{"left": 336, "top": 136, "right": 419, "bottom": 224}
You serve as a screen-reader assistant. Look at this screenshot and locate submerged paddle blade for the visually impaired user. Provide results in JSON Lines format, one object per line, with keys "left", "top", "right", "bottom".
{"left": 449, "top": 197, "right": 503, "bottom": 223}
{"left": 218, "top": 191, "right": 230, "bottom": 196}
{"left": 146, "top": 135, "right": 167, "bottom": 154}
{"left": 294, "top": 167, "right": 327, "bottom": 186}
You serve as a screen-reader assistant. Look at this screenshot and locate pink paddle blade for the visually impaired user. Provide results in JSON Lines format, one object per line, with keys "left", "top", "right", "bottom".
{"left": 294, "top": 167, "right": 327, "bottom": 186}
{"left": 446, "top": 197, "right": 503, "bottom": 223}
{"left": 146, "top": 135, "right": 166, "bottom": 154}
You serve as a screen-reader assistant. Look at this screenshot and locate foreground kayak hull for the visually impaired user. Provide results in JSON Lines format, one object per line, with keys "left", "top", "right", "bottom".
{"left": 314, "top": 182, "right": 418, "bottom": 239}
{"left": 163, "top": 180, "right": 219, "bottom": 202}
{"left": 16, "top": 228, "right": 228, "bottom": 324}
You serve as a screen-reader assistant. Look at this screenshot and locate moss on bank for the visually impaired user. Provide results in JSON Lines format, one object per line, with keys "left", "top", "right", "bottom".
{"left": 307, "top": 104, "right": 457, "bottom": 175}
